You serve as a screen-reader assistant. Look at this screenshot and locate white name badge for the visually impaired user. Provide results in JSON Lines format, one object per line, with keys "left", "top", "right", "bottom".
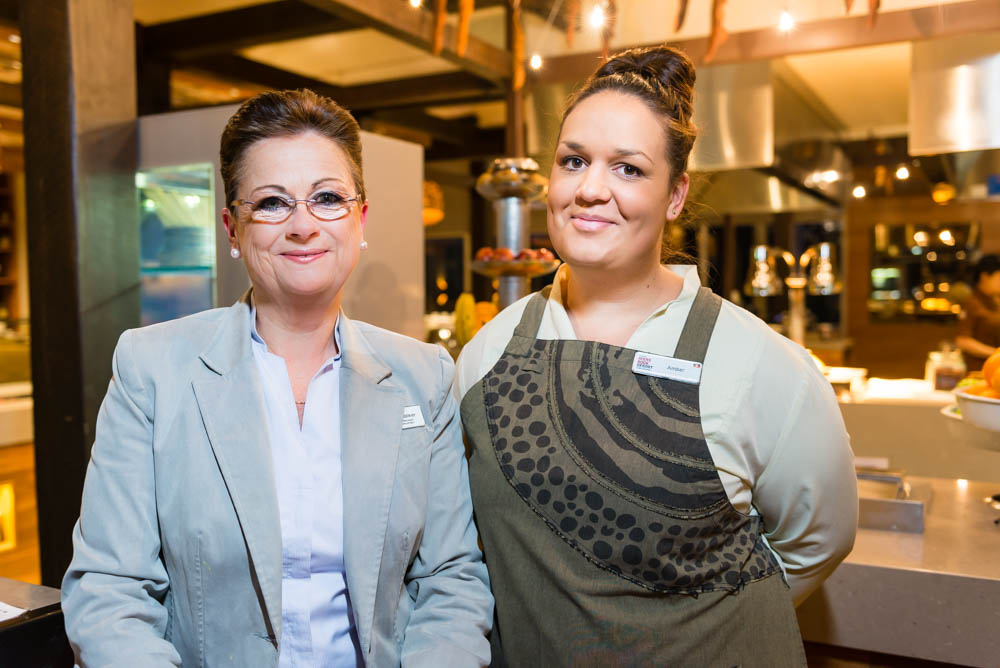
{"left": 631, "top": 351, "right": 703, "bottom": 385}
{"left": 402, "top": 405, "right": 426, "bottom": 430}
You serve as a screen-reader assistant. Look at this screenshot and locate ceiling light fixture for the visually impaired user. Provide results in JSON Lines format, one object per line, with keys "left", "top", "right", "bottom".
{"left": 778, "top": 10, "right": 796, "bottom": 33}
{"left": 529, "top": 53, "right": 543, "bottom": 70}
{"left": 895, "top": 165, "right": 910, "bottom": 180}
{"left": 589, "top": 3, "right": 605, "bottom": 30}
{"left": 852, "top": 185, "right": 867, "bottom": 199}
{"left": 409, "top": 0, "right": 421, "bottom": 7}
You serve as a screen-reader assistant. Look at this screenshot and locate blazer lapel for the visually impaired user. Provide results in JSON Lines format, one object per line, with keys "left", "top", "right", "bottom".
{"left": 192, "top": 294, "right": 283, "bottom": 643}
{"left": 338, "top": 314, "right": 404, "bottom": 658}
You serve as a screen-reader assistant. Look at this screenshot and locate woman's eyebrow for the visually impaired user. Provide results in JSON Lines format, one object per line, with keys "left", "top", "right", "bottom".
{"left": 311, "top": 177, "right": 346, "bottom": 188}
{"left": 611, "top": 148, "right": 652, "bottom": 162}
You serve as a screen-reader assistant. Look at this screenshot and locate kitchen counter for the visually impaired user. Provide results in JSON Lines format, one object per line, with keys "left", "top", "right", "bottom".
{"left": 797, "top": 476, "right": 1000, "bottom": 666}
{"left": 838, "top": 378, "right": 1000, "bottom": 483}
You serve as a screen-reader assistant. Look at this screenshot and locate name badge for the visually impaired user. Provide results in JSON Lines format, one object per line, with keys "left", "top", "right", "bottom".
{"left": 402, "top": 405, "right": 426, "bottom": 430}
{"left": 631, "top": 351, "right": 703, "bottom": 385}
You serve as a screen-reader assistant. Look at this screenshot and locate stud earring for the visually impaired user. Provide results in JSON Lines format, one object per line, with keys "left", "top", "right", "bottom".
{"left": 360, "top": 240, "right": 369, "bottom": 250}
{"left": 230, "top": 247, "right": 241, "bottom": 259}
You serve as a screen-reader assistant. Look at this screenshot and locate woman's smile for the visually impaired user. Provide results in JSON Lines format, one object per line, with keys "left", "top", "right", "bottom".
{"left": 570, "top": 213, "right": 617, "bottom": 233}
{"left": 280, "top": 248, "right": 329, "bottom": 264}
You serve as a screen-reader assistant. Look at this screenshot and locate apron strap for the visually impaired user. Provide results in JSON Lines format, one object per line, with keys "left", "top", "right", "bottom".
{"left": 672, "top": 287, "right": 723, "bottom": 364}
{"left": 506, "top": 285, "right": 552, "bottom": 356}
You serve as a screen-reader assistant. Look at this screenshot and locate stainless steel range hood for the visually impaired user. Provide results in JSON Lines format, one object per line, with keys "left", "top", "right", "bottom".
{"left": 910, "top": 32, "right": 1000, "bottom": 156}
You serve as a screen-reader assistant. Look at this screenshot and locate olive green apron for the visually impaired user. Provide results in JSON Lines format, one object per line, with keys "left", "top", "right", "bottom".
{"left": 461, "top": 286, "right": 806, "bottom": 667}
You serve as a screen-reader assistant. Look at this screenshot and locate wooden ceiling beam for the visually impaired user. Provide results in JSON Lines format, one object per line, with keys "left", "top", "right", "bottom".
{"left": 368, "top": 108, "right": 482, "bottom": 145}
{"left": 426, "top": 127, "right": 504, "bottom": 160}
{"left": 188, "top": 54, "right": 345, "bottom": 99}
{"left": 530, "top": 0, "right": 1000, "bottom": 85}
{"left": 142, "top": 1, "right": 356, "bottom": 62}
{"left": 299, "top": 0, "right": 511, "bottom": 84}
{"left": 334, "top": 71, "right": 502, "bottom": 110}
{"left": 190, "top": 54, "right": 502, "bottom": 112}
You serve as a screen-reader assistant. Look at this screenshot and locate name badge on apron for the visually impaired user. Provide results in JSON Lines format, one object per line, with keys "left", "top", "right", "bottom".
{"left": 631, "top": 351, "right": 703, "bottom": 385}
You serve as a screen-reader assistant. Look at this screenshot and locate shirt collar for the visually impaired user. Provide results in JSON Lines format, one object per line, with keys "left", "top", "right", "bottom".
{"left": 249, "top": 304, "right": 342, "bottom": 364}
{"left": 549, "top": 262, "right": 702, "bottom": 313}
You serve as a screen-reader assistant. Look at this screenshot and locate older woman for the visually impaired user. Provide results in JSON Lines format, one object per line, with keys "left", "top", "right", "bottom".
{"left": 62, "top": 89, "right": 492, "bottom": 667}
{"left": 457, "top": 47, "right": 857, "bottom": 666}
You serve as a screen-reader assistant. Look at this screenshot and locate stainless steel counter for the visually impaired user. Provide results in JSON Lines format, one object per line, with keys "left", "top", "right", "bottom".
{"left": 797, "top": 476, "right": 1000, "bottom": 666}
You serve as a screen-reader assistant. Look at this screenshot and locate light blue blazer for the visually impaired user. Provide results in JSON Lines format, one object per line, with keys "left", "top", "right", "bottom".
{"left": 62, "top": 293, "right": 493, "bottom": 667}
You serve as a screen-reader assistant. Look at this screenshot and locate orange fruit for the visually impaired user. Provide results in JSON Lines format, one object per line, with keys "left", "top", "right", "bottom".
{"left": 963, "top": 383, "right": 993, "bottom": 396}
{"left": 983, "top": 349, "right": 1000, "bottom": 383}
{"left": 983, "top": 349, "right": 1000, "bottom": 388}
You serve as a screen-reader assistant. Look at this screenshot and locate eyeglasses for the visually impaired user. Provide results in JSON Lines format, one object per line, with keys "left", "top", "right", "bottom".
{"left": 231, "top": 192, "right": 362, "bottom": 224}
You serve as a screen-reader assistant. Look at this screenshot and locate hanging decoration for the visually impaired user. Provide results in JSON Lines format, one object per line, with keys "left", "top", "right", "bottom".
{"left": 674, "top": 0, "right": 690, "bottom": 32}
{"left": 512, "top": 0, "right": 526, "bottom": 91}
{"left": 423, "top": 181, "right": 445, "bottom": 226}
{"left": 433, "top": 0, "right": 447, "bottom": 55}
{"left": 844, "top": 0, "right": 880, "bottom": 29}
{"left": 601, "top": 0, "right": 617, "bottom": 60}
{"left": 457, "top": 0, "right": 475, "bottom": 57}
{"left": 564, "top": 0, "right": 580, "bottom": 48}
{"left": 867, "top": 0, "right": 880, "bottom": 28}
{"left": 704, "top": 0, "right": 728, "bottom": 63}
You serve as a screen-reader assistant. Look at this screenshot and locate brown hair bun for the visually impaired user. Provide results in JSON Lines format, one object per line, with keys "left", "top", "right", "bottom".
{"left": 594, "top": 46, "right": 696, "bottom": 126}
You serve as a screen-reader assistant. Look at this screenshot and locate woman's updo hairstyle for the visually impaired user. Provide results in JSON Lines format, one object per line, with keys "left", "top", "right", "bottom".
{"left": 562, "top": 46, "right": 697, "bottom": 186}
{"left": 220, "top": 89, "right": 365, "bottom": 212}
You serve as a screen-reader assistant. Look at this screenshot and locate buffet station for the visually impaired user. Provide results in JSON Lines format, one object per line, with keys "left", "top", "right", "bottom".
{"left": 797, "top": 351, "right": 1000, "bottom": 666}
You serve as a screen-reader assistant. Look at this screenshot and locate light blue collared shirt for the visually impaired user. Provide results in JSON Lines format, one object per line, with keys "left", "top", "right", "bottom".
{"left": 250, "top": 308, "right": 362, "bottom": 667}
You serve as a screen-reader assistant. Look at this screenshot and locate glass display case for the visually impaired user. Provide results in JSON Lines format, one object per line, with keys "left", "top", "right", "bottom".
{"left": 869, "top": 222, "right": 978, "bottom": 322}
{"left": 136, "top": 164, "right": 216, "bottom": 326}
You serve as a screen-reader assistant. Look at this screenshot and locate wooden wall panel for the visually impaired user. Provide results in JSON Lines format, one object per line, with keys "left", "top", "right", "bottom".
{"left": 845, "top": 196, "right": 1000, "bottom": 378}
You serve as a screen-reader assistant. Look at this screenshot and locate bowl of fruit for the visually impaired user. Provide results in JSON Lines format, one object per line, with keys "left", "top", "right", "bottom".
{"left": 470, "top": 246, "right": 561, "bottom": 278}
{"left": 953, "top": 350, "right": 1000, "bottom": 433}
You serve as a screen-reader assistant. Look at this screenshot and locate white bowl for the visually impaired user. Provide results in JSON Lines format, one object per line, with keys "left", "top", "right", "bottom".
{"left": 953, "top": 387, "right": 1000, "bottom": 434}
{"left": 940, "top": 404, "right": 1000, "bottom": 451}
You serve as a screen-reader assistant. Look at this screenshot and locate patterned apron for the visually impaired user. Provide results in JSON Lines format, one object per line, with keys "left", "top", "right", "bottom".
{"left": 461, "top": 286, "right": 806, "bottom": 667}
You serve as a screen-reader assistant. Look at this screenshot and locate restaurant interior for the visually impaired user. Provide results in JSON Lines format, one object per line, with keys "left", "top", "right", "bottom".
{"left": 0, "top": 0, "right": 998, "bottom": 665}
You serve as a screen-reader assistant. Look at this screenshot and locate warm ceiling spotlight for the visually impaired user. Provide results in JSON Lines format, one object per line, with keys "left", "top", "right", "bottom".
{"left": 7, "top": 34, "right": 20, "bottom": 44}
{"left": 938, "top": 229, "right": 955, "bottom": 245}
{"left": 778, "top": 10, "right": 796, "bottom": 33}
{"left": 529, "top": 53, "right": 543, "bottom": 70}
{"left": 931, "top": 182, "right": 956, "bottom": 205}
{"left": 589, "top": 3, "right": 606, "bottom": 29}
{"left": 409, "top": 0, "right": 421, "bottom": 7}
{"left": 820, "top": 169, "right": 840, "bottom": 184}
{"left": 852, "top": 185, "right": 867, "bottom": 199}
{"left": 895, "top": 165, "right": 910, "bottom": 180}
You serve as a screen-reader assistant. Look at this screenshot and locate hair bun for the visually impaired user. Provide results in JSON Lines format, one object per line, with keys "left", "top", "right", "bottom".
{"left": 594, "top": 46, "right": 696, "bottom": 121}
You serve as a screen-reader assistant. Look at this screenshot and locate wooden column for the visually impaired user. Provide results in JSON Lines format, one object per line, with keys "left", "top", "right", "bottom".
{"left": 20, "top": 0, "right": 139, "bottom": 586}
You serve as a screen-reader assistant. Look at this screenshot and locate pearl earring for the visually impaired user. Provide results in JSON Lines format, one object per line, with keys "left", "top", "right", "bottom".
{"left": 360, "top": 240, "right": 369, "bottom": 250}
{"left": 230, "top": 247, "right": 241, "bottom": 259}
